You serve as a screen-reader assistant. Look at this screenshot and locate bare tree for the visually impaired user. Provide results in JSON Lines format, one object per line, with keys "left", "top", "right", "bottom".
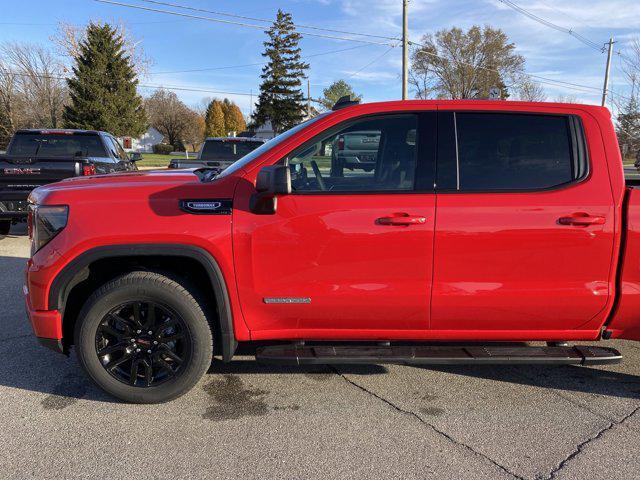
{"left": 553, "top": 94, "right": 581, "bottom": 104}
{"left": 0, "top": 59, "right": 24, "bottom": 147}
{"left": 52, "top": 21, "right": 152, "bottom": 77}
{"left": 183, "top": 110, "right": 205, "bottom": 152}
{"left": 410, "top": 25, "right": 525, "bottom": 99}
{"left": 145, "top": 89, "right": 192, "bottom": 148}
{"left": 514, "top": 78, "right": 547, "bottom": 102}
{"left": 1, "top": 42, "right": 67, "bottom": 129}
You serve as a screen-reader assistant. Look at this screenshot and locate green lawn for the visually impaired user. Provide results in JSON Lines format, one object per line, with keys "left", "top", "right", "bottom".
{"left": 135, "top": 153, "right": 173, "bottom": 169}
{"left": 135, "top": 153, "right": 196, "bottom": 169}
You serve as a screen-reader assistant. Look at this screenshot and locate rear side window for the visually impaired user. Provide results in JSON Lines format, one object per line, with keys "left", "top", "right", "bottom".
{"left": 200, "top": 140, "right": 264, "bottom": 161}
{"left": 9, "top": 133, "right": 107, "bottom": 158}
{"left": 448, "top": 113, "right": 585, "bottom": 191}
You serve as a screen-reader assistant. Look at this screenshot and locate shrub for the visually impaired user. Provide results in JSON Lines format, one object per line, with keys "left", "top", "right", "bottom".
{"left": 152, "top": 143, "right": 173, "bottom": 154}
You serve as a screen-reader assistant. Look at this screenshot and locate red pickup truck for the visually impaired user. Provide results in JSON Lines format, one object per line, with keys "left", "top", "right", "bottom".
{"left": 24, "top": 98, "right": 640, "bottom": 403}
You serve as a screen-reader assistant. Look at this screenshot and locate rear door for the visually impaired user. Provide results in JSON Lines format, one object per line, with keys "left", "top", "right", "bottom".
{"left": 431, "top": 109, "right": 615, "bottom": 333}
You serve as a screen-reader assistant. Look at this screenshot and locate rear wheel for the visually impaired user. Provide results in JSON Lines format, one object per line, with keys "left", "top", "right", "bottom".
{"left": 0, "top": 220, "right": 10, "bottom": 235}
{"left": 75, "top": 271, "right": 213, "bottom": 403}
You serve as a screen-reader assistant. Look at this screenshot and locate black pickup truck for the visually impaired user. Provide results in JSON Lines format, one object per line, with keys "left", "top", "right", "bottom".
{"left": 168, "top": 137, "right": 266, "bottom": 171}
{"left": 0, "top": 129, "right": 139, "bottom": 234}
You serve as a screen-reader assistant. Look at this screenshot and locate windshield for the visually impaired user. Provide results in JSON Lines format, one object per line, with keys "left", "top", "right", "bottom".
{"left": 216, "top": 114, "right": 329, "bottom": 178}
{"left": 200, "top": 140, "right": 264, "bottom": 161}
{"left": 9, "top": 133, "right": 107, "bottom": 157}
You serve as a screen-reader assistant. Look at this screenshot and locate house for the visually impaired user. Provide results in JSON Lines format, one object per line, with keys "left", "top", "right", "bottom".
{"left": 119, "top": 127, "right": 164, "bottom": 153}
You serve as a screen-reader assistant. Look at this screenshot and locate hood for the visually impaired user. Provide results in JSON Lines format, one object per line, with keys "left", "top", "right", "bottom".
{"left": 29, "top": 168, "right": 237, "bottom": 206}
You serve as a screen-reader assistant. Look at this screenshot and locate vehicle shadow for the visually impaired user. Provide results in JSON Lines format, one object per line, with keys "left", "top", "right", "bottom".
{"left": 0, "top": 339, "right": 639, "bottom": 404}
{"left": 421, "top": 363, "right": 640, "bottom": 400}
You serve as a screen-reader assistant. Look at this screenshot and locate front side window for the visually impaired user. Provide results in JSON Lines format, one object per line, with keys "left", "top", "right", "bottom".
{"left": 454, "top": 113, "right": 581, "bottom": 191}
{"left": 285, "top": 114, "right": 418, "bottom": 193}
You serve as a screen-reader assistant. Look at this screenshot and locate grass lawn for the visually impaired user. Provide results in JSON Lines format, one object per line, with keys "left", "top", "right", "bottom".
{"left": 135, "top": 153, "right": 195, "bottom": 169}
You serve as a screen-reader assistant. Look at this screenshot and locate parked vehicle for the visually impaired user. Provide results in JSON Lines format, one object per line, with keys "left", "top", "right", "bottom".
{"left": 330, "top": 130, "right": 380, "bottom": 176}
{"left": 0, "top": 129, "right": 139, "bottom": 234}
{"left": 24, "top": 98, "right": 639, "bottom": 403}
{"left": 168, "top": 137, "right": 266, "bottom": 170}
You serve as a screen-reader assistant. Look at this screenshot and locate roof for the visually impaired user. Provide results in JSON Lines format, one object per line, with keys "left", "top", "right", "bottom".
{"left": 204, "top": 137, "right": 267, "bottom": 142}
{"left": 15, "top": 128, "right": 106, "bottom": 135}
{"left": 327, "top": 99, "right": 610, "bottom": 116}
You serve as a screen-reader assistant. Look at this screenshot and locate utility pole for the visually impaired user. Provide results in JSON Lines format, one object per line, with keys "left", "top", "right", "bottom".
{"left": 402, "top": 0, "right": 409, "bottom": 100}
{"left": 602, "top": 37, "right": 614, "bottom": 107}
{"left": 307, "top": 78, "right": 311, "bottom": 117}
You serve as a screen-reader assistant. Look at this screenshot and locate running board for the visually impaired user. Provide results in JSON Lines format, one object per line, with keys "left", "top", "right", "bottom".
{"left": 255, "top": 344, "right": 622, "bottom": 366}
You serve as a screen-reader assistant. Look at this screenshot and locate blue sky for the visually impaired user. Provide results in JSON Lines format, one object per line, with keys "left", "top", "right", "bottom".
{"left": 1, "top": 0, "right": 639, "bottom": 117}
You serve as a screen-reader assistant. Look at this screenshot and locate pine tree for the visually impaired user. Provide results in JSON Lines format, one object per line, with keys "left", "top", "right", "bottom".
{"left": 251, "top": 10, "right": 309, "bottom": 134}
{"left": 63, "top": 22, "right": 146, "bottom": 136}
{"left": 617, "top": 91, "right": 640, "bottom": 160}
{"left": 204, "top": 99, "right": 226, "bottom": 137}
{"left": 319, "top": 80, "right": 362, "bottom": 111}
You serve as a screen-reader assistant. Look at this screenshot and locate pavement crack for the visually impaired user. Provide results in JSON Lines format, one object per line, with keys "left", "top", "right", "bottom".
{"left": 544, "top": 405, "right": 640, "bottom": 480}
{"left": 329, "top": 366, "right": 525, "bottom": 480}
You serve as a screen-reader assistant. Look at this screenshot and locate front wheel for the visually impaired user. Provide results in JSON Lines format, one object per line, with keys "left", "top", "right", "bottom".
{"left": 0, "top": 220, "right": 10, "bottom": 235}
{"left": 75, "top": 271, "right": 213, "bottom": 403}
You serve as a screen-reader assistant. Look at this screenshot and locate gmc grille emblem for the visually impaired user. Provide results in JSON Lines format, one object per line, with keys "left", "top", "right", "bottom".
{"left": 3, "top": 168, "right": 41, "bottom": 175}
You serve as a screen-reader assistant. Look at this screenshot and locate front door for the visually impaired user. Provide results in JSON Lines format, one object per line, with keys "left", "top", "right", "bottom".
{"left": 233, "top": 113, "right": 437, "bottom": 337}
{"left": 431, "top": 110, "right": 616, "bottom": 333}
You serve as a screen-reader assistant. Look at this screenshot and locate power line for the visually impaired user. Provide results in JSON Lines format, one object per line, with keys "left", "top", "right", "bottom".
{"left": 149, "top": 43, "right": 374, "bottom": 75}
{"left": 495, "top": 0, "right": 605, "bottom": 52}
{"left": 347, "top": 45, "right": 397, "bottom": 79}
{"left": 93, "top": 0, "right": 396, "bottom": 46}
{"left": 137, "top": 0, "right": 398, "bottom": 42}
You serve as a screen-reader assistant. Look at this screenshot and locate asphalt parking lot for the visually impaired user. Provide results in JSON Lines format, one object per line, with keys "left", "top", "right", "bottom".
{"left": 1, "top": 224, "right": 639, "bottom": 480}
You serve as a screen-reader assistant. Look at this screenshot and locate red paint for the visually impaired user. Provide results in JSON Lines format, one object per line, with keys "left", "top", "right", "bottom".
{"left": 22, "top": 100, "right": 640, "bottom": 346}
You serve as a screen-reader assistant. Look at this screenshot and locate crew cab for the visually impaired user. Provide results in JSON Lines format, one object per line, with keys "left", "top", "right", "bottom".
{"left": 24, "top": 99, "right": 640, "bottom": 403}
{"left": 168, "top": 137, "right": 266, "bottom": 171}
{"left": 0, "top": 129, "right": 139, "bottom": 234}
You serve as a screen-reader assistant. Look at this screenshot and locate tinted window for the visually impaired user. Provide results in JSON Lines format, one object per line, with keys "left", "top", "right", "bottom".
{"left": 201, "top": 140, "right": 264, "bottom": 161}
{"left": 285, "top": 114, "right": 418, "bottom": 192}
{"left": 216, "top": 114, "right": 328, "bottom": 179}
{"left": 9, "top": 133, "right": 107, "bottom": 158}
{"left": 456, "top": 113, "right": 576, "bottom": 191}
{"left": 108, "top": 136, "right": 128, "bottom": 161}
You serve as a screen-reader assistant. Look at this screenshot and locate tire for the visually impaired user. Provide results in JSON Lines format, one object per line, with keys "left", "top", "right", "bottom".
{"left": 0, "top": 220, "right": 10, "bottom": 235}
{"left": 75, "top": 271, "right": 213, "bottom": 403}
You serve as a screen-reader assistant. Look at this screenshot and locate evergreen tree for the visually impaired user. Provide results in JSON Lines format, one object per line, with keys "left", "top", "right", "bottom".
{"left": 251, "top": 10, "right": 309, "bottom": 133}
{"left": 63, "top": 22, "right": 146, "bottom": 136}
{"left": 204, "top": 99, "right": 226, "bottom": 137}
{"left": 319, "top": 80, "right": 362, "bottom": 111}
{"left": 617, "top": 91, "right": 640, "bottom": 160}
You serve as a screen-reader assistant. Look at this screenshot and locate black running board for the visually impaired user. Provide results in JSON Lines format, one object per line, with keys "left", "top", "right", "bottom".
{"left": 255, "top": 344, "right": 622, "bottom": 366}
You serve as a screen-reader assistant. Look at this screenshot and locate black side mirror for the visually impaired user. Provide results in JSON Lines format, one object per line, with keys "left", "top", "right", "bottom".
{"left": 251, "top": 165, "right": 291, "bottom": 214}
{"left": 130, "top": 152, "right": 142, "bottom": 162}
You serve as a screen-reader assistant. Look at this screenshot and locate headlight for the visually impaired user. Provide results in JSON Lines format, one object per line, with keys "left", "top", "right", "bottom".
{"left": 28, "top": 205, "right": 68, "bottom": 254}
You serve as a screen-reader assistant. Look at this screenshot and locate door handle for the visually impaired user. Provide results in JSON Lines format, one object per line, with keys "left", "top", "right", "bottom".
{"left": 377, "top": 213, "right": 426, "bottom": 226}
{"left": 558, "top": 213, "right": 606, "bottom": 226}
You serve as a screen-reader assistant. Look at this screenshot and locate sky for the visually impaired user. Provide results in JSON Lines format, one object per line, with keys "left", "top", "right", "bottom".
{"left": 1, "top": 0, "right": 639, "bottom": 118}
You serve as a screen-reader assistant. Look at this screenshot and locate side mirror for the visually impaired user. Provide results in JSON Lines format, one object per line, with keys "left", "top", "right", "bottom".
{"left": 130, "top": 152, "right": 142, "bottom": 162}
{"left": 255, "top": 165, "right": 291, "bottom": 195}
{"left": 251, "top": 165, "right": 291, "bottom": 214}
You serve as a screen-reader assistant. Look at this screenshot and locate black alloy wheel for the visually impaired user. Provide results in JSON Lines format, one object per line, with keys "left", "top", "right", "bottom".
{"left": 95, "top": 301, "right": 190, "bottom": 388}
{"left": 75, "top": 271, "right": 213, "bottom": 403}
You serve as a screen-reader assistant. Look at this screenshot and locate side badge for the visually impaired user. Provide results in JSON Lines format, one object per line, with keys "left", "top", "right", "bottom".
{"left": 180, "top": 199, "right": 232, "bottom": 215}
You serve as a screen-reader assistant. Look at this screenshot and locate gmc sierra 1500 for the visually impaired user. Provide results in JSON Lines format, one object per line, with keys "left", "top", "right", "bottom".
{"left": 24, "top": 99, "right": 638, "bottom": 403}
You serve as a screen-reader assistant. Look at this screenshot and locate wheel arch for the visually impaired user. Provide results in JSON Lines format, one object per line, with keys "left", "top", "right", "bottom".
{"left": 49, "top": 244, "right": 237, "bottom": 362}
